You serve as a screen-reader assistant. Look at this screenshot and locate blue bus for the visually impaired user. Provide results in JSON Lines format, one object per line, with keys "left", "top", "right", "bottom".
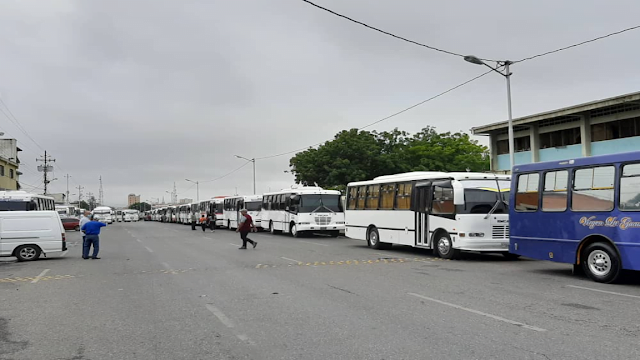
{"left": 509, "top": 151, "right": 640, "bottom": 283}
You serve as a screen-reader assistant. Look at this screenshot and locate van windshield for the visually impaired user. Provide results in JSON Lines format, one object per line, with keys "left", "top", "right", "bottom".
{"left": 0, "top": 201, "right": 31, "bottom": 211}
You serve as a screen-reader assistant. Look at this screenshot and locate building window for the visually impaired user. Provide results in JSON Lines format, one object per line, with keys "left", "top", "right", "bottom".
{"left": 542, "top": 170, "right": 568, "bottom": 212}
{"left": 496, "top": 136, "right": 530, "bottom": 155}
{"left": 0, "top": 165, "right": 4, "bottom": 177}
{"left": 515, "top": 173, "right": 539, "bottom": 212}
{"left": 9, "top": 169, "right": 14, "bottom": 179}
{"left": 620, "top": 163, "right": 640, "bottom": 211}
{"left": 591, "top": 117, "right": 640, "bottom": 142}
{"left": 539, "top": 127, "right": 581, "bottom": 149}
{"left": 571, "top": 166, "right": 615, "bottom": 211}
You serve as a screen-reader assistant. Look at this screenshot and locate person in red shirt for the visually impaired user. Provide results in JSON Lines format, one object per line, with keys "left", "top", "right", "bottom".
{"left": 236, "top": 209, "right": 257, "bottom": 249}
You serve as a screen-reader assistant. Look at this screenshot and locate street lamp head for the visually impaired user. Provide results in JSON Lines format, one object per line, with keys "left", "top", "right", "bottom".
{"left": 464, "top": 55, "right": 485, "bottom": 66}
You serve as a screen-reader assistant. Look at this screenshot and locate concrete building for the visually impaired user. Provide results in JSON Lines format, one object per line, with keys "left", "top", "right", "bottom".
{"left": 472, "top": 91, "right": 640, "bottom": 173}
{"left": 0, "top": 139, "right": 21, "bottom": 191}
{"left": 179, "top": 198, "right": 193, "bottom": 204}
{"left": 128, "top": 194, "right": 140, "bottom": 207}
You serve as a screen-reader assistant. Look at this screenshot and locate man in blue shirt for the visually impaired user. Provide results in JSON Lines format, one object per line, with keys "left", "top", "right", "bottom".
{"left": 81, "top": 215, "right": 106, "bottom": 259}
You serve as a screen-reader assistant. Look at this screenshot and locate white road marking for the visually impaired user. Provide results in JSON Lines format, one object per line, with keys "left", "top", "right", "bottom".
{"left": 229, "top": 243, "right": 238, "bottom": 246}
{"left": 566, "top": 285, "right": 640, "bottom": 300}
{"left": 281, "top": 257, "right": 301, "bottom": 263}
{"left": 161, "top": 262, "right": 171, "bottom": 270}
{"left": 144, "top": 246, "right": 154, "bottom": 253}
{"left": 408, "top": 292, "right": 547, "bottom": 332}
{"left": 205, "top": 304, "right": 254, "bottom": 345}
{"left": 300, "top": 240, "right": 329, "bottom": 247}
{"left": 136, "top": 239, "right": 142, "bottom": 243}
{"left": 31, "top": 269, "right": 50, "bottom": 284}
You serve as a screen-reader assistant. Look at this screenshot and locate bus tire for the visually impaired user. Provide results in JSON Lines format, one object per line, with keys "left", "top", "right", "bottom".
{"left": 434, "top": 232, "right": 459, "bottom": 259}
{"left": 15, "top": 245, "right": 41, "bottom": 262}
{"left": 329, "top": 230, "right": 340, "bottom": 238}
{"left": 290, "top": 223, "right": 302, "bottom": 238}
{"left": 581, "top": 242, "right": 621, "bottom": 284}
{"left": 367, "top": 227, "right": 384, "bottom": 249}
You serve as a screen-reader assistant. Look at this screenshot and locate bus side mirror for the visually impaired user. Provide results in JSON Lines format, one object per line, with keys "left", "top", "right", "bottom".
{"left": 452, "top": 182, "right": 464, "bottom": 205}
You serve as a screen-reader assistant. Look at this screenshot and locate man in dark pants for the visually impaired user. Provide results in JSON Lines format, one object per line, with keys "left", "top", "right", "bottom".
{"left": 209, "top": 213, "right": 216, "bottom": 232}
{"left": 191, "top": 212, "right": 197, "bottom": 230}
{"left": 81, "top": 215, "right": 106, "bottom": 259}
{"left": 236, "top": 209, "right": 257, "bottom": 249}
{"left": 200, "top": 214, "right": 208, "bottom": 232}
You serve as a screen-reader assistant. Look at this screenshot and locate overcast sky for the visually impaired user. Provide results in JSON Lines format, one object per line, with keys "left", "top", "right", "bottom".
{"left": 1, "top": 0, "right": 639, "bottom": 207}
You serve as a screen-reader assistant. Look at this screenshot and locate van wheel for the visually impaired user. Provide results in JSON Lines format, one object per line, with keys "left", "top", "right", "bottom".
{"left": 581, "top": 242, "right": 621, "bottom": 283}
{"left": 15, "top": 245, "right": 41, "bottom": 262}
{"left": 434, "top": 232, "right": 459, "bottom": 259}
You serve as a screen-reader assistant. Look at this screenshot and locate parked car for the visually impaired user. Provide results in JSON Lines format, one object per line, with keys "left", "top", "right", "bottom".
{"left": 61, "top": 217, "right": 80, "bottom": 231}
{"left": 0, "top": 211, "right": 67, "bottom": 261}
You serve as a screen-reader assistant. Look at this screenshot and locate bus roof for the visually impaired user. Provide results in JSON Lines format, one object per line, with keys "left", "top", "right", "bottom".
{"left": 0, "top": 191, "right": 55, "bottom": 201}
{"left": 223, "top": 195, "right": 263, "bottom": 202}
{"left": 348, "top": 171, "right": 510, "bottom": 186}
{"left": 263, "top": 187, "right": 341, "bottom": 196}
{"left": 513, "top": 150, "right": 640, "bottom": 173}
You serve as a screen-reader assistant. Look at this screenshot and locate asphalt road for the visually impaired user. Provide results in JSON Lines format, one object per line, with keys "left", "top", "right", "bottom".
{"left": 1, "top": 221, "right": 639, "bottom": 360}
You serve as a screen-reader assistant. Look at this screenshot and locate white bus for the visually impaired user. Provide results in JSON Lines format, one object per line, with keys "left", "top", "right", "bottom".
{"left": 178, "top": 204, "right": 191, "bottom": 224}
{"left": 261, "top": 187, "right": 344, "bottom": 237}
{"left": 123, "top": 209, "right": 139, "bottom": 222}
{"left": 345, "top": 172, "right": 511, "bottom": 259}
{"left": 55, "top": 205, "right": 78, "bottom": 218}
{"left": 223, "top": 195, "right": 263, "bottom": 230}
{"left": 0, "top": 191, "right": 56, "bottom": 211}
{"left": 115, "top": 210, "right": 123, "bottom": 222}
{"left": 92, "top": 206, "right": 113, "bottom": 224}
{"left": 211, "top": 197, "right": 225, "bottom": 227}
{"left": 164, "top": 206, "right": 177, "bottom": 223}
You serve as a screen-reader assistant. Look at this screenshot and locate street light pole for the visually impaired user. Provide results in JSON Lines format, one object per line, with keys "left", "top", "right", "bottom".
{"left": 234, "top": 155, "right": 256, "bottom": 194}
{"left": 464, "top": 56, "right": 515, "bottom": 170}
{"left": 185, "top": 179, "right": 199, "bottom": 202}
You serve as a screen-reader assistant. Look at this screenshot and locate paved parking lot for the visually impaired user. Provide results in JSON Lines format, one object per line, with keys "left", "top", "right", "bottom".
{"left": 1, "top": 221, "right": 639, "bottom": 359}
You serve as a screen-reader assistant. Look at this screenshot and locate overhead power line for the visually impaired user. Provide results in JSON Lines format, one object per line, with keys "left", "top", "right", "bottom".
{"left": 201, "top": 161, "right": 252, "bottom": 183}
{"left": 300, "top": 0, "right": 494, "bottom": 61}
{"left": 256, "top": 68, "right": 496, "bottom": 160}
{"left": 514, "top": 24, "right": 640, "bottom": 64}
{"left": 0, "top": 98, "right": 45, "bottom": 152}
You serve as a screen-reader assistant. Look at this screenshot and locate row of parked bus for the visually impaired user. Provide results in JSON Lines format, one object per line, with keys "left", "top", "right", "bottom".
{"left": 144, "top": 188, "right": 345, "bottom": 237}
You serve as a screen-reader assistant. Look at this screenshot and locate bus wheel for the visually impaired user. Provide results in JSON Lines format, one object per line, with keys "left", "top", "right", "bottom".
{"left": 15, "top": 245, "right": 41, "bottom": 262}
{"left": 434, "top": 233, "right": 459, "bottom": 259}
{"left": 368, "top": 227, "right": 384, "bottom": 249}
{"left": 582, "top": 242, "right": 621, "bottom": 283}
{"left": 290, "top": 223, "right": 301, "bottom": 238}
{"left": 329, "top": 230, "right": 340, "bottom": 238}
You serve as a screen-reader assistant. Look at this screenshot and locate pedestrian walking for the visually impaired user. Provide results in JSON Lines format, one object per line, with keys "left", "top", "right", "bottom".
{"left": 80, "top": 215, "right": 106, "bottom": 259}
{"left": 236, "top": 209, "right": 257, "bottom": 249}
{"left": 200, "top": 214, "right": 208, "bottom": 232}
{"left": 191, "top": 212, "right": 197, "bottom": 230}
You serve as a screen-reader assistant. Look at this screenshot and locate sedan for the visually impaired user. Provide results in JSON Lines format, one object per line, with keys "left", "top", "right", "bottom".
{"left": 61, "top": 217, "right": 81, "bottom": 231}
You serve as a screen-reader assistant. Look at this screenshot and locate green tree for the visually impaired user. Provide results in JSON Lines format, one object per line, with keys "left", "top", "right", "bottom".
{"left": 289, "top": 127, "right": 489, "bottom": 188}
{"left": 79, "top": 200, "right": 90, "bottom": 209}
{"left": 129, "top": 202, "right": 151, "bottom": 211}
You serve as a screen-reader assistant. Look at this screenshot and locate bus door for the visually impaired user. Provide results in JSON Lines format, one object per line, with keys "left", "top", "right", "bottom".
{"left": 413, "top": 182, "right": 431, "bottom": 247}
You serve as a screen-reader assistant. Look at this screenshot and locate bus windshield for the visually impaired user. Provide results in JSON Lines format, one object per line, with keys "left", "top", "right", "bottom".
{"left": 93, "top": 210, "right": 111, "bottom": 214}
{"left": 461, "top": 180, "right": 510, "bottom": 214}
{"left": 215, "top": 203, "right": 223, "bottom": 213}
{"left": 0, "top": 201, "right": 32, "bottom": 211}
{"left": 245, "top": 201, "right": 261, "bottom": 212}
{"left": 299, "top": 194, "right": 343, "bottom": 213}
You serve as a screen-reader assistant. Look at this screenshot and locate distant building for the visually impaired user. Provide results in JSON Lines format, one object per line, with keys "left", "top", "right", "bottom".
{"left": 0, "top": 139, "right": 21, "bottom": 191}
{"left": 128, "top": 193, "right": 140, "bottom": 207}
{"left": 179, "top": 198, "right": 193, "bottom": 204}
{"left": 472, "top": 91, "right": 640, "bottom": 172}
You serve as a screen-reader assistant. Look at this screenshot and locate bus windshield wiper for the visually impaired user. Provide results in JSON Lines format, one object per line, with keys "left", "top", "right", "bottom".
{"left": 484, "top": 200, "right": 501, "bottom": 219}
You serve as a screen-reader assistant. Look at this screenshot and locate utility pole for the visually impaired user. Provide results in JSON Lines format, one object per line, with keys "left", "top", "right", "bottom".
{"left": 64, "top": 174, "right": 71, "bottom": 204}
{"left": 77, "top": 185, "right": 84, "bottom": 208}
{"left": 98, "top": 176, "right": 104, "bottom": 206}
{"left": 36, "top": 151, "right": 56, "bottom": 195}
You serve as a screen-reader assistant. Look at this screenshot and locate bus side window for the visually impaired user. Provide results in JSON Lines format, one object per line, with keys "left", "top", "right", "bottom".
{"left": 620, "top": 163, "right": 640, "bottom": 211}
{"left": 347, "top": 187, "right": 357, "bottom": 210}
{"left": 356, "top": 186, "right": 366, "bottom": 209}
{"left": 542, "top": 171, "right": 568, "bottom": 212}
{"left": 380, "top": 184, "right": 395, "bottom": 209}
{"left": 365, "top": 185, "right": 380, "bottom": 209}
{"left": 572, "top": 166, "right": 615, "bottom": 211}
{"left": 432, "top": 186, "right": 454, "bottom": 214}
{"left": 516, "top": 173, "right": 540, "bottom": 211}
{"left": 395, "top": 183, "right": 412, "bottom": 210}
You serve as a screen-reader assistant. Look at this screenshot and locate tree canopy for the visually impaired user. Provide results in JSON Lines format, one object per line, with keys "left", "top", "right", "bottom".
{"left": 129, "top": 202, "right": 151, "bottom": 211}
{"left": 289, "top": 127, "right": 489, "bottom": 190}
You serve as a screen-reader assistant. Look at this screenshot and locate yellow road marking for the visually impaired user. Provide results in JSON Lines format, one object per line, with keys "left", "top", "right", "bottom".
{"left": 255, "top": 257, "right": 450, "bottom": 269}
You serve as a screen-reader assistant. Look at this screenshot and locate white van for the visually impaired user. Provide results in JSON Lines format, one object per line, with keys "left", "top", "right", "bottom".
{"left": 0, "top": 211, "right": 67, "bottom": 261}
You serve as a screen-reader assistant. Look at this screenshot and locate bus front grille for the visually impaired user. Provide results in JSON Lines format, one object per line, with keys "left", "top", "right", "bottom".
{"left": 315, "top": 216, "right": 331, "bottom": 225}
{"left": 492, "top": 225, "right": 509, "bottom": 239}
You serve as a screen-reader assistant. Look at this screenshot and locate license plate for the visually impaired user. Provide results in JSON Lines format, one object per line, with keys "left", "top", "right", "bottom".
{"left": 320, "top": 227, "right": 327, "bottom": 230}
